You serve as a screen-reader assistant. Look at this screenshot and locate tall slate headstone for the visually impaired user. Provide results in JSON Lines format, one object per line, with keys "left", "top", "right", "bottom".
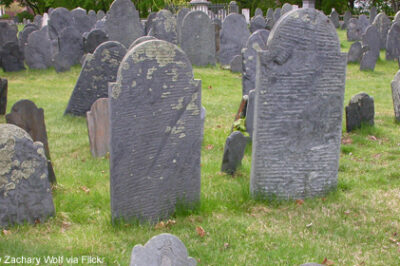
{"left": 18, "top": 24, "right": 39, "bottom": 55}
{"left": 342, "top": 10, "right": 352, "bottom": 29}
{"left": 345, "top": 93, "right": 374, "bottom": 132}
{"left": 370, "top": 6, "right": 377, "bottom": 24}
{"left": 0, "top": 21, "right": 18, "bottom": 47}
{"left": 109, "top": 40, "right": 202, "bottom": 223}
{"left": 33, "top": 15, "right": 43, "bottom": 28}
{"left": 391, "top": 70, "right": 400, "bottom": 122}
{"left": 83, "top": 29, "right": 109, "bottom": 54}
{"left": 273, "top": 8, "right": 281, "bottom": 24}
{"left": 181, "top": 11, "right": 215, "bottom": 66}
{"left": 347, "top": 41, "right": 363, "bottom": 63}
{"left": 145, "top": 12, "right": 157, "bottom": 35}
{"left": 386, "top": 22, "right": 400, "bottom": 61}
{"left": 177, "top": 7, "right": 190, "bottom": 45}
{"left": 347, "top": 18, "right": 362, "bottom": 41}
{"left": 360, "top": 25, "right": 380, "bottom": 71}
{"left": 281, "top": 3, "right": 293, "bottom": 16}
{"left": 250, "top": 8, "right": 346, "bottom": 199}
{"left": 0, "top": 41, "right": 25, "bottom": 72}
{"left": 65, "top": 41, "right": 127, "bottom": 116}
{"left": 149, "top": 10, "right": 178, "bottom": 45}
{"left": 0, "top": 78, "right": 7, "bottom": 115}
{"left": 48, "top": 7, "right": 73, "bottom": 40}
{"left": 53, "top": 26, "right": 84, "bottom": 72}
{"left": 358, "top": 14, "right": 370, "bottom": 33}
{"left": 87, "top": 98, "right": 110, "bottom": 157}
{"left": 372, "top": 12, "right": 391, "bottom": 50}
{"left": 249, "top": 15, "right": 266, "bottom": 33}
{"left": 24, "top": 26, "right": 53, "bottom": 69}
{"left": 71, "top": 7, "right": 95, "bottom": 35}
{"left": 266, "top": 8, "right": 274, "bottom": 30}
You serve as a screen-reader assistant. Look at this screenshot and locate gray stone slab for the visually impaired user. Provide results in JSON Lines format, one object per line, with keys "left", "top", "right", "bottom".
{"left": 266, "top": 8, "right": 274, "bottom": 30}
{"left": 97, "top": 10, "right": 105, "bottom": 21}
{"left": 145, "top": 12, "right": 157, "bottom": 35}
{"left": 18, "top": 24, "right": 39, "bottom": 55}
{"left": 273, "top": 8, "right": 281, "bottom": 24}
{"left": 255, "top": 8, "right": 263, "bottom": 17}
{"left": 0, "top": 41, "right": 25, "bottom": 72}
{"left": 360, "top": 25, "right": 380, "bottom": 71}
{"left": 230, "top": 54, "right": 242, "bottom": 73}
{"left": 71, "top": 7, "right": 96, "bottom": 35}
{"left": 250, "top": 15, "right": 266, "bottom": 33}
{"left": 48, "top": 7, "right": 73, "bottom": 40}
{"left": 181, "top": 11, "right": 215, "bottom": 66}
{"left": 250, "top": 8, "right": 346, "bottom": 199}
{"left": 53, "top": 26, "right": 84, "bottom": 72}
{"left": 109, "top": 40, "right": 202, "bottom": 223}
{"left": 25, "top": 26, "right": 53, "bottom": 69}
{"left": 177, "top": 7, "right": 190, "bottom": 45}
{"left": 391, "top": 70, "right": 400, "bottom": 122}
{"left": 372, "top": 12, "right": 391, "bottom": 50}
{"left": 83, "top": 29, "right": 109, "bottom": 54}
{"left": 218, "top": 13, "right": 250, "bottom": 66}
{"left": 347, "top": 41, "right": 362, "bottom": 63}
{"left": 33, "top": 15, "right": 43, "bottom": 28}
{"left": 0, "top": 21, "right": 18, "bottom": 47}
{"left": 65, "top": 41, "right": 126, "bottom": 116}
{"left": 342, "top": 10, "right": 352, "bottom": 29}
{"left": 245, "top": 89, "right": 255, "bottom": 138}
{"left": 359, "top": 14, "right": 370, "bottom": 33}
{"left": 129, "top": 36, "right": 157, "bottom": 51}
{"left": 87, "top": 98, "right": 110, "bottom": 157}
{"left": 345, "top": 92, "right": 374, "bottom": 132}
{"left": 370, "top": 6, "right": 377, "bottom": 24}
{"left": 330, "top": 10, "right": 340, "bottom": 28}
{"left": 221, "top": 131, "right": 247, "bottom": 175}
{"left": 129, "top": 234, "right": 196, "bottom": 266}
{"left": 229, "top": 1, "right": 239, "bottom": 14}
{"left": 386, "top": 22, "right": 400, "bottom": 60}
{"left": 149, "top": 10, "right": 178, "bottom": 45}
{"left": 281, "top": 3, "right": 293, "bottom": 16}
{"left": 347, "top": 18, "right": 362, "bottom": 41}
{"left": 0, "top": 124, "right": 55, "bottom": 228}
{"left": 0, "top": 78, "right": 7, "bottom": 115}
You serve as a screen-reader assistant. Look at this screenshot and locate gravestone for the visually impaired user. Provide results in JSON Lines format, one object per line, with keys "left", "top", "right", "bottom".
{"left": 395, "top": 11, "right": 400, "bottom": 22}
{"left": 93, "top": 17, "right": 106, "bottom": 31}
{"left": 88, "top": 10, "right": 97, "bottom": 21}
{"left": 242, "top": 29, "right": 269, "bottom": 96}
{"left": 359, "top": 14, "right": 370, "bottom": 33}
{"left": 105, "top": 0, "right": 144, "bottom": 48}
{"left": 230, "top": 54, "right": 242, "bottom": 73}
{"left": 83, "top": 29, "right": 109, "bottom": 54}
{"left": 6, "top": 100, "right": 56, "bottom": 184}
{"left": 48, "top": 7, "right": 73, "bottom": 40}
{"left": 347, "top": 41, "right": 363, "bottom": 63}
{"left": 229, "top": 1, "right": 239, "bottom": 14}
{"left": 347, "top": 18, "right": 362, "bottom": 41}
{"left": 213, "top": 18, "right": 221, "bottom": 54}
{"left": 273, "top": 8, "right": 281, "bottom": 24}
{"left": 97, "top": 10, "right": 105, "bottom": 20}
{"left": 221, "top": 131, "right": 247, "bottom": 175}
{"left": 71, "top": 7, "right": 95, "bottom": 35}
{"left": 386, "top": 22, "right": 400, "bottom": 61}
{"left": 129, "top": 234, "right": 196, "bottom": 266}
{"left": 345, "top": 93, "right": 374, "bottom": 132}
{"left": 53, "top": 26, "right": 84, "bottom": 72}
{"left": 372, "top": 12, "right": 391, "bottom": 50}
{"left": 65, "top": 41, "right": 127, "bottom": 116}
{"left": 0, "top": 21, "right": 18, "bottom": 47}
{"left": 0, "top": 78, "right": 7, "bottom": 115}
{"left": 33, "top": 15, "right": 43, "bottom": 28}
{"left": 342, "top": 10, "right": 352, "bottom": 29}
{"left": 218, "top": 13, "right": 250, "bottom": 65}
{"left": 329, "top": 9, "right": 340, "bottom": 28}
{"left": 250, "top": 8, "right": 346, "bottom": 199}
{"left": 109, "top": 40, "right": 202, "bottom": 223}
{"left": 0, "top": 124, "right": 55, "bottom": 228}
{"left": 18, "top": 24, "right": 39, "bottom": 54}
{"left": 391, "top": 70, "right": 400, "bottom": 122}
{"left": 177, "top": 7, "right": 190, "bottom": 45}
{"left": 0, "top": 42, "right": 25, "bottom": 72}
{"left": 181, "top": 11, "right": 215, "bottom": 66}
{"left": 24, "top": 26, "right": 53, "bottom": 69}
{"left": 255, "top": 8, "right": 263, "bottom": 17}
{"left": 129, "top": 36, "right": 157, "bottom": 50}
{"left": 250, "top": 15, "right": 266, "bottom": 33}
{"left": 360, "top": 25, "right": 380, "bottom": 71}
{"left": 245, "top": 89, "right": 255, "bottom": 138}
{"left": 87, "top": 98, "right": 110, "bottom": 157}
{"left": 281, "top": 3, "right": 293, "bottom": 16}
{"left": 266, "top": 8, "right": 274, "bottom": 30}
{"left": 149, "top": 10, "right": 178, "bottom": 45}
{"left": 145, "top": 12, "right": 157, "bottom": 35}
{"left": 370, "top": 6, "right": 377, "bottom": 24}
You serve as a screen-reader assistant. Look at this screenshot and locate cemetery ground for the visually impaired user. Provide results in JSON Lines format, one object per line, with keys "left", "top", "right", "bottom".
{"left": 0, "top": 30, "right": 399, "bottom": 265}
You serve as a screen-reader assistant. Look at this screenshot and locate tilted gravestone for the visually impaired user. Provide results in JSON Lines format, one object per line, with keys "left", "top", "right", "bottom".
{"left": 386, "top": 22, "right": 400, "bottom": 61}
{"left": 372, "top": 12, "right": 392, "bottom": 50}
{"left": 250, "top": 8, "right": 346, "bottom": 199}
{"left": 358, "top": 14, "right": 370, "bottom": 33}
{"left": 266, "top": 8, "right": 274, "bottom": 30}
{"left": 0, "top": 21, "right": 18, "bottom": 47}
{"left": 6, "top": 100, "right": 57, "bottom": 184}
{"left": 105, "top": 0, "right": 144, "bottom": 48}
{"left": 129, "top": 234, "right": 196, "bottom": 266}
{"left": 242, "top": 29, "right": 270, "bottom": 96}
{"left": 0, "top": 78, "right": 7, "bottom": 115}
{"left": 53, "top": 26, "right": 84, "bottom": 72}
{"left": 330, "top": 9, "right": 340, "bottom": 28}
{"left": 0, "top": 41, "right": 25, "bottom": 72}
{"left": 149, "top": 9, "right": 178, "bottom": 45}
{"left": 181, "top": 11, "right": 215, "bottom": 66}
{"left": 347, "top": 41, "right": 363, "bottom": 63}
{"left": 221, "top": 131, "right": 247, "bottom": 175}
{"left": 48, "top": 7, "right": 73, "bottom": 40}
{"left": 177, "top": 7, "right": 190, "bottom": 45}
{"left": 281, "top": 3, "right": 293, "bottom": 16}
{"left": 347, "top": 18, "right": 362, "bottom": 41}
{"left": 0, "top": 124, "right": 55, "bottom": 228}
{"left": 345, "top": 93, "right": 374, "bottom": 132}
{"left": 65, "top": 41, "right": 127, "bottom": 116}
{"left": 87, "top": 98, "right": 110, "bottom": 157}
{"left": 370, "top": 6, "right": 377, "bottom": 24}
{"left": 245, "top": 89, "right": 255, "bottom": 138}
{"left": 83, "top": 29, "right": 109, "bottom": 54}
{"left": 218, "top": 13, "right": 250, "bottom": 66}
{"left": 249, "top": 15, "right": 266, "bottom": 33}
{"left": 342, "top": 10, "right": 352, "bottom": 29}
{"left": 391, "top": 70, "right": 400, "bottom": 122}
{"left": 24, "top": 26, "right": 53, "bottom": 69}
{"left": 230, "top": 54, "right": 242, "bottom": 73}
{"left": 109, "top": 40, "right": 202, "bottom": 223}
{"left": 71, "top": 7, "right": 96, "bottom": 35}
{"left": 360, "top": 25, "right": 380, "bottom": 71}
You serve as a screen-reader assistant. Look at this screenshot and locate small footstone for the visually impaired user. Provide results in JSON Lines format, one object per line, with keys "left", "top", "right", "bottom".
{"left": 345, "top": 92, "right": 375, "bottom": 132}
{"left": 0, "top": 78, "right": 7, "bottom": 115}
{"left": 87, "top": 98, "right": 110, "bottom": 157}
{"left": 347, "top": 41, "right": 363, "bottom": 63}
{"left": 391, "top": 70, "right": 400, "bottom": 122}
{"left": 221, "top": 131, "right": 247, "bottom": 175}
{"left": 230, "top": 54, "right": 242, "bottom": 73}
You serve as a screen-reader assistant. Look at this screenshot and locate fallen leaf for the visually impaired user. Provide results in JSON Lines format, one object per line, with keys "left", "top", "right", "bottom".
{"left": 2, "top": 229, "right": 11, "bottom": 236}
{"left": 389, "top": 237, "right": 397, "bottom": 243}
{"left": 216, "top": 125, "right": 222, "bottom": 128}
{"left": 321, "top": 198, "right": 327, "bottom": 202}
{"left": 322, "top": 257, "right": 334, "bottom": 265}
{"left": 208, "top": 85, "right": 212, "bottom": 89}
{"left": 80, "top": 186, "right": 90, "bottom": 194}
{"left": 155, "top": 221, "right": 165, "bottom": 229}
{"left": 373, "top": 153, "right": 382, "bottom": 159}
{"left": 296, "top": 199, "right": 304, "bottom": 206}
{"left": 368, "top": 135, "right": 378, "bottom": 141}
{"left": 206, "top": 144, "right": 214, "bottom": 150}
{"left": 61, "top": 221, "right": 71, "bottom": 233}
{"left": 341, "top": 136, "right": 353, "bottom": 145}
{"left": 344, "top": 210, "right": 351, "bottom": 215}
{"left": 34, "top": 219, "right": 41, "bottom": 225}
{"left": 196, "top": 226, "right": 206, "bottom": 237}
{"left": 223, "top": 243, "right": 230, "bottom": 249}
{"left": 166, "top": 219, "right": 176, "bottom": 228}
{"left": 101, "top": 170, "right": 105, "bottom": 173}
{"left": 306, "top": 222, "right": 313, "bottom": 228}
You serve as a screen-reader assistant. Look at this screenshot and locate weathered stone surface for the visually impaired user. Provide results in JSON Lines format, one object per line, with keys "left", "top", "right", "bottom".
{"left": 221, "top": 131, "right": 247, "bottom": 175}
{"left": 360, "top": 25, "right": 380, "bottom": 71}
{"left": 33, "top": 15, "right": 43, "bottom": 28}
{"left": 213, "top": 18, "right": 221, "bottom": 54}
{"left": 0, "top": 41, "right": 25, "bottom": 72}
{"left": 181, "top": 11, "right": 215, "bottom": 66}
{"left": 342, "top": 10, "right": 352, "bottom": 29}
{"left": 229, "top": 1, "right": 239, "bottom": 14}
{"left": 65, "top": 41, "right": 126, "bottom": 116}
{"left": 273, "top": 8, "right": 281, "bottom": 24}
{"left": 149, "top": 10, "right": 178, "bottom": 45}
{"left": 245, "top": 89, "right": 255, "bottom": 138}
{"left": 93, "top": 17, "right": 106, "bottom": 31}
{"left": 347, "top": 41, "right": 363, "bottom": 63}
{"left": 86, "top": 98, "right": 110, "bottom": 157}
{"left": 250, "top": 15, "right": 266, "bottom": 33}
{"left": 266, "top": 8, "right": 274, "bottom": 30}
{"left": 0, "top": 124, "right": 55, "bottom": 228}
{"left": 230, "top": 54, "right": 242, "bottom": 73}
{"left": 129, "top": 234, "right": 196, "bottom": 266}
{"left": 386, "top": 22, "right": 400, "bottom": 60}
{"left": 18, "top": 24, "right": 39, "bottom": 55}
{"left": 48, "top": 7, "right": 73, "bottom": 40}
{"left": 345, "top": 93, "right": 374, "bottom": 132}
{"left": 359, "top": 14, "right": 370, "bottom": 33}
{"left": 281, "top": 3, "right": 293, "bottom": 16}
{"left": 370, "top": 6, "right": 377, "bottom": 24}
{"left": 347, "top": 18, "right": 362, "bottom": 41}
{"left": 109, "top": 40, "right": 202, "bottom": 223}
{"left": 218, "top": 13, "right": 250, "bottom": 65}
{"left": 88, "top": 10, "right": 97, "bottom": 21}
{"left": 83, "top": 29, "right": 109, "bottom": 54}
{"left": 251, "top": 8, "right": 346, "bottom": 199}
{"left": 177, "top": 7, "right": 190, "bottom": 45}
{"left": 97, "top": 10, "right": 105, "bottom": 21}
{"left": 24, "top": 26, "right": 53, "bottom": 69}
{"left": 105, "top": 0, "right": 144, "bottom": 48}
{"left": 391, "top": 70, "right": 400, "bottom": 122}
{"left": 0, "top": 78, "right": 7, "bottom": 115}
{"left": 71, "top": 7, "right": 95, "bottom": 35}
{"left": 53, "top": 26, "right": 84, "bottom": 72}
{"left": 242, "top": 29, "right": 269, "bottom": 96}
{"left": 255, "top": 8, "right": 263, "bottom": 17}
{"left": 0, "top": 21, "right": 18, "bottom": 47}
{"left": 129, "top": 36, "right": 157, "bottom": 50}
{"left": 372, "top": 12, "right": 391, "bottom": 50}
{"left": 145, "top": 12, "right": 157, "bottom": 35}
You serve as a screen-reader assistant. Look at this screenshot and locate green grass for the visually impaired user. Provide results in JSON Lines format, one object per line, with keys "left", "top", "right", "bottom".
{"left": 0, "top": 29, "right": 399, "bottom": 265}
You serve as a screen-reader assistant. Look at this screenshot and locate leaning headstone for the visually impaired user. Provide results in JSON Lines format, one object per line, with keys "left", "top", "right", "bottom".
{"left": 345, "top": 93, "right": 374, "bottom": 132}
{"left": 372, "top": 12, "right": 391, "bottom": 50}
{"left": 47, "top": 7, "right": 73, "bottom": 40}
{"left": 0, "top": 41, "right": 25, "bottom": 72}
{"left": 218, "top": 13, "right": 250, "bottom": 66}
{"left": 0, "top": 78, "right": 7, "bottom": 115}
{"left": 109, "top": 40, "right": 202, "bottom": 223}
{"left": 65, "top": 41, "right": 126, "bottom": 116}
{"left": 53, "top": 26, "right": 84, "bottom": 72}
{"left": 281, "top": 3, "right": 293, "bottom": 16}
{"left": 129, "top": 234, "right": 196, "bottom": 266}
{"left": 250, "top": 8, "right": 346, "bottom": 199}
{"left": 145, "top": 12, "right": 157, "bottom": 35}
{"left": 177, "top": 7, "right": 190, "bottom": 45}
{"left": 86, "top": 98, "right": 110, "bottom": 157}
{"left": 229, "top": 1, "right": 239, "bottom": 14}
{"left": 245, "top": 89, "right": 255, "bottom": 138}
{"left": 370, "top": 6, "right": 377, "bottom": 24}
{"left": 255, "top": 8, "right": 263, "bottom": 17}
{"left": 181, "top": 11, "right": 215, "bottom": 66}
{"left": 71, "top": 7, "right": 95, "bottom": 35}
{"left": 0, "top": 21, "right": 18, "bottom": 47}
{"left": 347, "top": 41, "right": 363, "bottom": 63}
{"left": 386, "top": 22, "right": 400, "bottom": 61}
{"left": 347, "top": 18, "right": 362, "bottom": 41}
{"left": 342, "top": 10, "right": 352, "bottom": 29}
{"left": 242, "top": 29, "right": 269, "bottom": 96}
{"left": 249, "top": 15, "right": 266, "bottom": 33}
{"left": 129, "top": 36, "right": 157, "bottom": 50}
{"left": 0, "top": 124, "right": 55, "bottom": 228}
{"left": 221, "top": 131, "right": 247, "bottom": 175}
{"left": 266, "top": 8, "right": 274, "bottom": 30}
{"left": 149, "top": 9, "right": 178, "bottom": 45}
{"left": 6, "top": 100, "right": 57, "bottom": 184}
{"left": 358, "top": 14, "right": 370, "bottom": 33}
{"left": 392, "top": 70, "right": 400, "bottom": 122}
{"left": 360, "top": 25, "right": 380, "bottom": 71}
{"left": 18, "top": 24, "right": 38, "bottom": 57}
{"left": 230, "top": 54, "right": 242, "bottom": 73}
{"left": 24, "top": 26, "right": 53, "bottom": 69}
{"left": 105, "top": 0, "right": 144, "bottom": 48}
{"left": 83, "top": 29, "right": 109, "bottom": 54}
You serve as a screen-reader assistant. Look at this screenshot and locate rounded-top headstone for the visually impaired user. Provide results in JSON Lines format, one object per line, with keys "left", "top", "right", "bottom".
{"left": 25, "top": 26, "right": 53, "bottom": 69}
{"left": 0, "top": 21, "right": 18, "bottom": 47}
{"left": 273, "top": 8, "right": 281, "bottom": 24}
{"left": 372, "top": 12, "right": 392, "bottom": 50}
{"left": 83, "top": 29, "right": 109, "bottom": 54}
{"left": 48, "top": 7, "right": 73, "bottom": 40}
{"left": 347, "top": 18, "right": 362, "bottom": 41}
{"left": 255, "top": 8, "right": 263, "bottom": 17}
{"left": 71, "top": 7, "right": 95, "bottom": 35}
{"left": 145, "top": 12, "right": 157, "bottom": 35}
{"left": 97, "top": 10, "right": 105, "bottom": 20}
{"left": 129, "top": 36, "right": 157, "bottom": 51}
{"left": 369, "top": 6, "right": 377, "bottom": 24}
{"left": 177, "top": 7, "right": 190, "bottom": 45}
{"left": 330, "top": 9, "right": 340, "bottom": 28}
{"left": 250, "top": 15, "right": 266, "bottom": 33}
{"left": 386, "top": 22, "right": 400, "bottom": 60}
{"left": 149, "top": 9, "right": 178, "bottom": 45}
{"left": 281, "top": 3, "right": 292, "bottom": 16}
{"left": 360, "top": 24, "right": 380, "bottom": 71}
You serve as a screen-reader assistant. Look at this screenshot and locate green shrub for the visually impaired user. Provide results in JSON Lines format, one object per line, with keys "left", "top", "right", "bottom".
{"left": 16, "top": 11, "right": 34, "bottom": 23}
{"left": 0, "top": 14, "right": 10, "bottom": 19}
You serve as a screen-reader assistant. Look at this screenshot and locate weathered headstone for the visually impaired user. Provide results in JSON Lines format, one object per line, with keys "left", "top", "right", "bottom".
{"left": 266, "top": 8, "right": 274, "bottom": 30}
{"left": 0, "top": 78, "right": 7, "bottom": 115}
{"left": 71, "top": 7, "right": 95, "bottom": 35}
{"left": 273, "top": 8, "right": 281, "bottom": 24}
{"left": 105, "top": 0, "right": 144, "bottom": 48}
{"left": 255, "top": 8, "right": 263, "bottom": 17}
{"left": 345, "top": 93, "right": 374, "bottom": 132}
{"left": 93, "top": 17, "right": 106, "bottom": 31}
{"left": 391, "top": 70, "right": 400, "bottom": 122}
{"left": 229, "top": 1, "right": 239, "bottom": 14}
{"left": 181, "top": 11, "right": 215, "bottom": 66}
{"left": 360, "top": 25, "right": 380, "bottom": 71}
{"left": 213, "top": 18, "right": 221, "bottom": 54}
{"left": 33, "top": 14, "right": 43, "bottom": 28}
{"left": 0, "top": 124, "right": 55, "bottom": 228}
{"left": 242, "top": 29, "right": 269, "bottom": 96}
{"left": 88, "top": 10, "right": 97, "bottom": 21}
{"left": 65, "top": 41, "right": 126, "bottom": 116}
{"left": 0, "top": 21, "right": 18, "bottom": 47}
{"left": 281, "top": 3, "right": 293, "bottom": 16}
{"left": 86, "top": 98, "right": 110, "bottom": 157}
{"left": 177, "top": 7, "right": 190, "bottom": 45}
{"left": 347, "top": 18, "right": 362, "bottom": 41}
{"left": 149, "top": 9, "right": 178, "bottom": 45}
{"left": 0, "top": 41, "right": 25, "bottom": 72}
{"left": 249, "top": 15, "right": 266, "bottom": 33}
{"left": 83, "top": 29, "right": 109, "bottom": 54}
{"left": 221, "top": 131, "right": 247, "bottom": 175}
{"left": 6, "top": 100, "right": 56, "bottom": 184}
{"left": 359, "top": 14, "right": 370, "bottom": 33}
{"left": 97, "top": 10, "right": 105, "bottom": 21}
{"left": 386, "top": 22, "right": 400, "bottom": 61}
{"left": 230, "top": 54, "right": 242, "bottom": 73}
{"left": 25, "top": 26, "right": 53, "bottom": 69}
{"left": 250, "top": 8, "right": 346, "bottom": 199}
{"left": 342, "top": 10, "right": 352, "bottom": 29}
{"left": 347, "top": 41, "right": 363, "bottom": 63}
{"left": 370, "top": 6, "right": 377, "bottom": 24}
{"left": 109, "top": 40, "right": 202, "bottom": 223}
{"left": 129, "top": 36, "right": 157, "bottom": 50}
{"left": 218, "top": 13, "right": 250, "bottom": 66}
{"left": 245, "top": 89, "right": 255, "bottom": 138}
{"left": 372, "top": 12, "right": 391, "bottom": 50}
{"left": 129, "top": 234, "right": 196, "bottom": 266}
{"left": 53, "top": 26, "right": 84, "bottom": 72}
{"left": 18, "top": 24, "right": 39, "bottom": 54}
{"left": 48, "top": 7, "right": 73, "bottom": 40}
{"left": 145, "top": 12, "right": 157, "bottom": 35}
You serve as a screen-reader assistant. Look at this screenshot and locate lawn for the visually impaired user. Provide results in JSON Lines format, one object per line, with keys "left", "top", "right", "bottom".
{"left": 0, "top": 29, "right": 399, "bottom": 265}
